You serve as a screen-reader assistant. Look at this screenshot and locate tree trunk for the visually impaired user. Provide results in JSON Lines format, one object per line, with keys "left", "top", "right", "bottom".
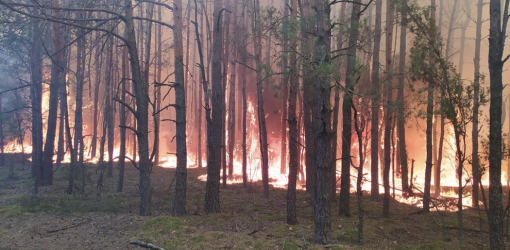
{"left": 253, "top": 0, "right": 270, "bottom": 198}
{"left": 286, "top": 0, "right": 298, "bottom": 226}
{"left": 370, "top": 0, "right": 382, "bottom": 201}
{"left": 472, "top": 0, "right": 483, "bottom": 207}
{"left": 30, "top": 9, "right": 43, "bottom": 193}
{"left": 154, "top": 1, "right": 163, "bottom": 167}
{"left": 339, "top": 0, "right": 361, "bottom": 217}
{"left": 313, "top": 0, "right": 333, "bottom": 244}
{"left": 331, "top": 1, "right": 346, "bottom": 201}
{"left": 300, "top": 0, "right": 316, "bottom": 198}
{"left": 280, "top": 0, "right": 289, "bottom": 175}
{"left": 221, "top": 0, "right": 231, "bottom": 185}
{"left": 106, "top": 30, "right": 115, "bottom": 179}
{"left": 67, "top": 26, "right": 85, "bottom": 194}
{"left": 228, "top": 0, "right": 237, "bottom": 181}
{"left": 91, "top": 30, "right": 102, "bottom": 159}
{"left": 488, "top": 0, "right": 507, "bottom": 248}
{"left": 42, "top": 2, "right": 65, "bottom": 186}
{"left": 397, "top": 0, "right": 410, "bottom": 195}
{"left": 205, "top": 0, "right": 224, "bottom": 213}
{"left": 172, "top": 0, "right": 188, "bottom": 217}
{"left": 382, "top": 0, "right": 395, "bottom": 218}
{"left": 423, "top": 0, "right": 437, "bottom": 213}
{"left": 124, "top": 0, "right": 152, "bottom": 216}
{"left": 241, "top": 1, "right": 248, "bottom": 187}
{"left": 118, "top": 46, "right": 128, "bottom": 193}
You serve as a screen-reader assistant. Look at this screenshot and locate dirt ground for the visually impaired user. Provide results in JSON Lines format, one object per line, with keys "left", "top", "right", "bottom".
{"left": 0, "top": 155, "right": 505, "bottom": 249}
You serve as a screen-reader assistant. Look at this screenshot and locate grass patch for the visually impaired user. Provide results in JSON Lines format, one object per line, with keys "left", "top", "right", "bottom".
{"left": 0, "top": 194, "right": 125, "bottom": 216}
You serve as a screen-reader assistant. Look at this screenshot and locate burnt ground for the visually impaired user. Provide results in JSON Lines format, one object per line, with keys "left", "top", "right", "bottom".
{"left": 0, "top": 154, "right": 504, "bottom": 250}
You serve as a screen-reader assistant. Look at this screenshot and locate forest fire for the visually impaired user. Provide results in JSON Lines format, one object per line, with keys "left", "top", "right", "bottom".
{"left": 1, "top": 0, "right": 510, "bottom": 248}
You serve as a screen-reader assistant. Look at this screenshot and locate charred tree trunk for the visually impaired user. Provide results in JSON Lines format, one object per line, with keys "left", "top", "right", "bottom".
{"left": 370, "top": 0, "right": 382, "bottom": 201}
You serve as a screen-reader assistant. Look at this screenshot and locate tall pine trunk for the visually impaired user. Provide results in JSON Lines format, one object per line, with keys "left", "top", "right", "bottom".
{"left": 253, "top": 0, "right": 270, "bottom": 198}
{"left": 205, "top": 0, "right": 224, "bottom": 213}
{"left": 172, "top": 0, "right": 189, "bottom": 216}
{"left": 339, "top": 0, "right": 361, "bottom": 217}
{"left": 31, "top": 9, "right": 43, "bottom": 193}
{"left": 488, "top": 0, "right": 507, "bottom": 248}
{"left": 286, "top": 0, "right": 298, "bottom": 225}
{"left": 397, "top": 0, "right": 410, "bottom": 195}
{"left": 423, "top": 0, "right": 436, "bottom": 213}
{"left": 370, "top": 0, "right": 382, "bottom": 201}
{"left": 472, "top": 0, "right": 483, "bottom": 208}
{"left": 382, "top": 0, "right": 395, "bottom": 218}
{"left": 42, "top": 2, "right": 64, "bottom": 186}
{"left": 313, "top": 0, "right": 333, "bottom": 243}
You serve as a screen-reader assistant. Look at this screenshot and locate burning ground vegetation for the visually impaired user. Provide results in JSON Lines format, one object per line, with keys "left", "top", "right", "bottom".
{"left": 0, "top": 153, "right": 503, "bottom": 249}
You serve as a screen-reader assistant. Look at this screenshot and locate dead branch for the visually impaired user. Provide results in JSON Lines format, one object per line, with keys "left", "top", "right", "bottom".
{"left": 46, "top": 218, "right": 91, "bottom": 234}
{"left": 129, "top": 240, "right": 166, "bottom": 250}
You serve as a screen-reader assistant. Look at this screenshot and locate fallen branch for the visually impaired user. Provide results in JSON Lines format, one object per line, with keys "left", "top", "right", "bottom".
{"left": 445, "top": 226, "right": 489, "bottom": 234}
{"left": 46, "top": 218, "right": 91, "bottom": 234}
{"left": 129, "top": 240, "right": 166, "bottom": 250}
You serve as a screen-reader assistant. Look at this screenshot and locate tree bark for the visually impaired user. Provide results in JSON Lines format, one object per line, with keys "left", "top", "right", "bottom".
{"left": 300, "top": 0, "right": 316, "bottom": 198}
{"left": 31, "top": 8, "right": 43, "bottom": 193}
{"left": 253, "top": 0, "right": 270, "bottom": 198}
{"left": 397, "top": 0, "right": 410, "bottom": 195}
{"left": 124, "top": 0, "right": 152, "bottom": 216}
{"left": 118, "top": 46, "right": 128, "bottom": 193}
{"left": 488, "top": 0, "right": 507, "bottom": 248}
{"left": 382, "top": 0, "right": 395, "bottom": 218}
{"left": 331, "top": 1, "right": 346, "bottom": 201}
{"left": 205, "top": 0, "right": 224, "bottom": 213}
{"left": 172, "top": 0, "right": 188, "bottom": 217}
{"left": 280, "top": 0, "right": 289, "bottom": 175}
{"left": 91, "top": 30, "right": 102, "bottom": 159}
{"left": 228, "top": 0, "right": 237, "bottom": 181}
{"left": 42, "top": 1, "right": 65, "bottom": 186}
{"left": 339, "top": 0, "right": 361, "bottom": 217}
{"left": 423, "top": 0, "right": 437, "bottom": 213}
{"left": 472, "top": 0, "right": 483, "bottom": 208}
{"left": 286, "top": 0, "right": 298, "bottom": 226}
{"left": 313, "top": 0, "right": 333, "bottom": 244}
{"left": 370, "top": 0, "right": 382, "bottom": 201}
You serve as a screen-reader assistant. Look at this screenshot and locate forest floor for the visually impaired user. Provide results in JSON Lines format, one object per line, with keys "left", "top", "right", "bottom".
{"left": 0, "top": 154, "right": 504, "bottom": 250}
